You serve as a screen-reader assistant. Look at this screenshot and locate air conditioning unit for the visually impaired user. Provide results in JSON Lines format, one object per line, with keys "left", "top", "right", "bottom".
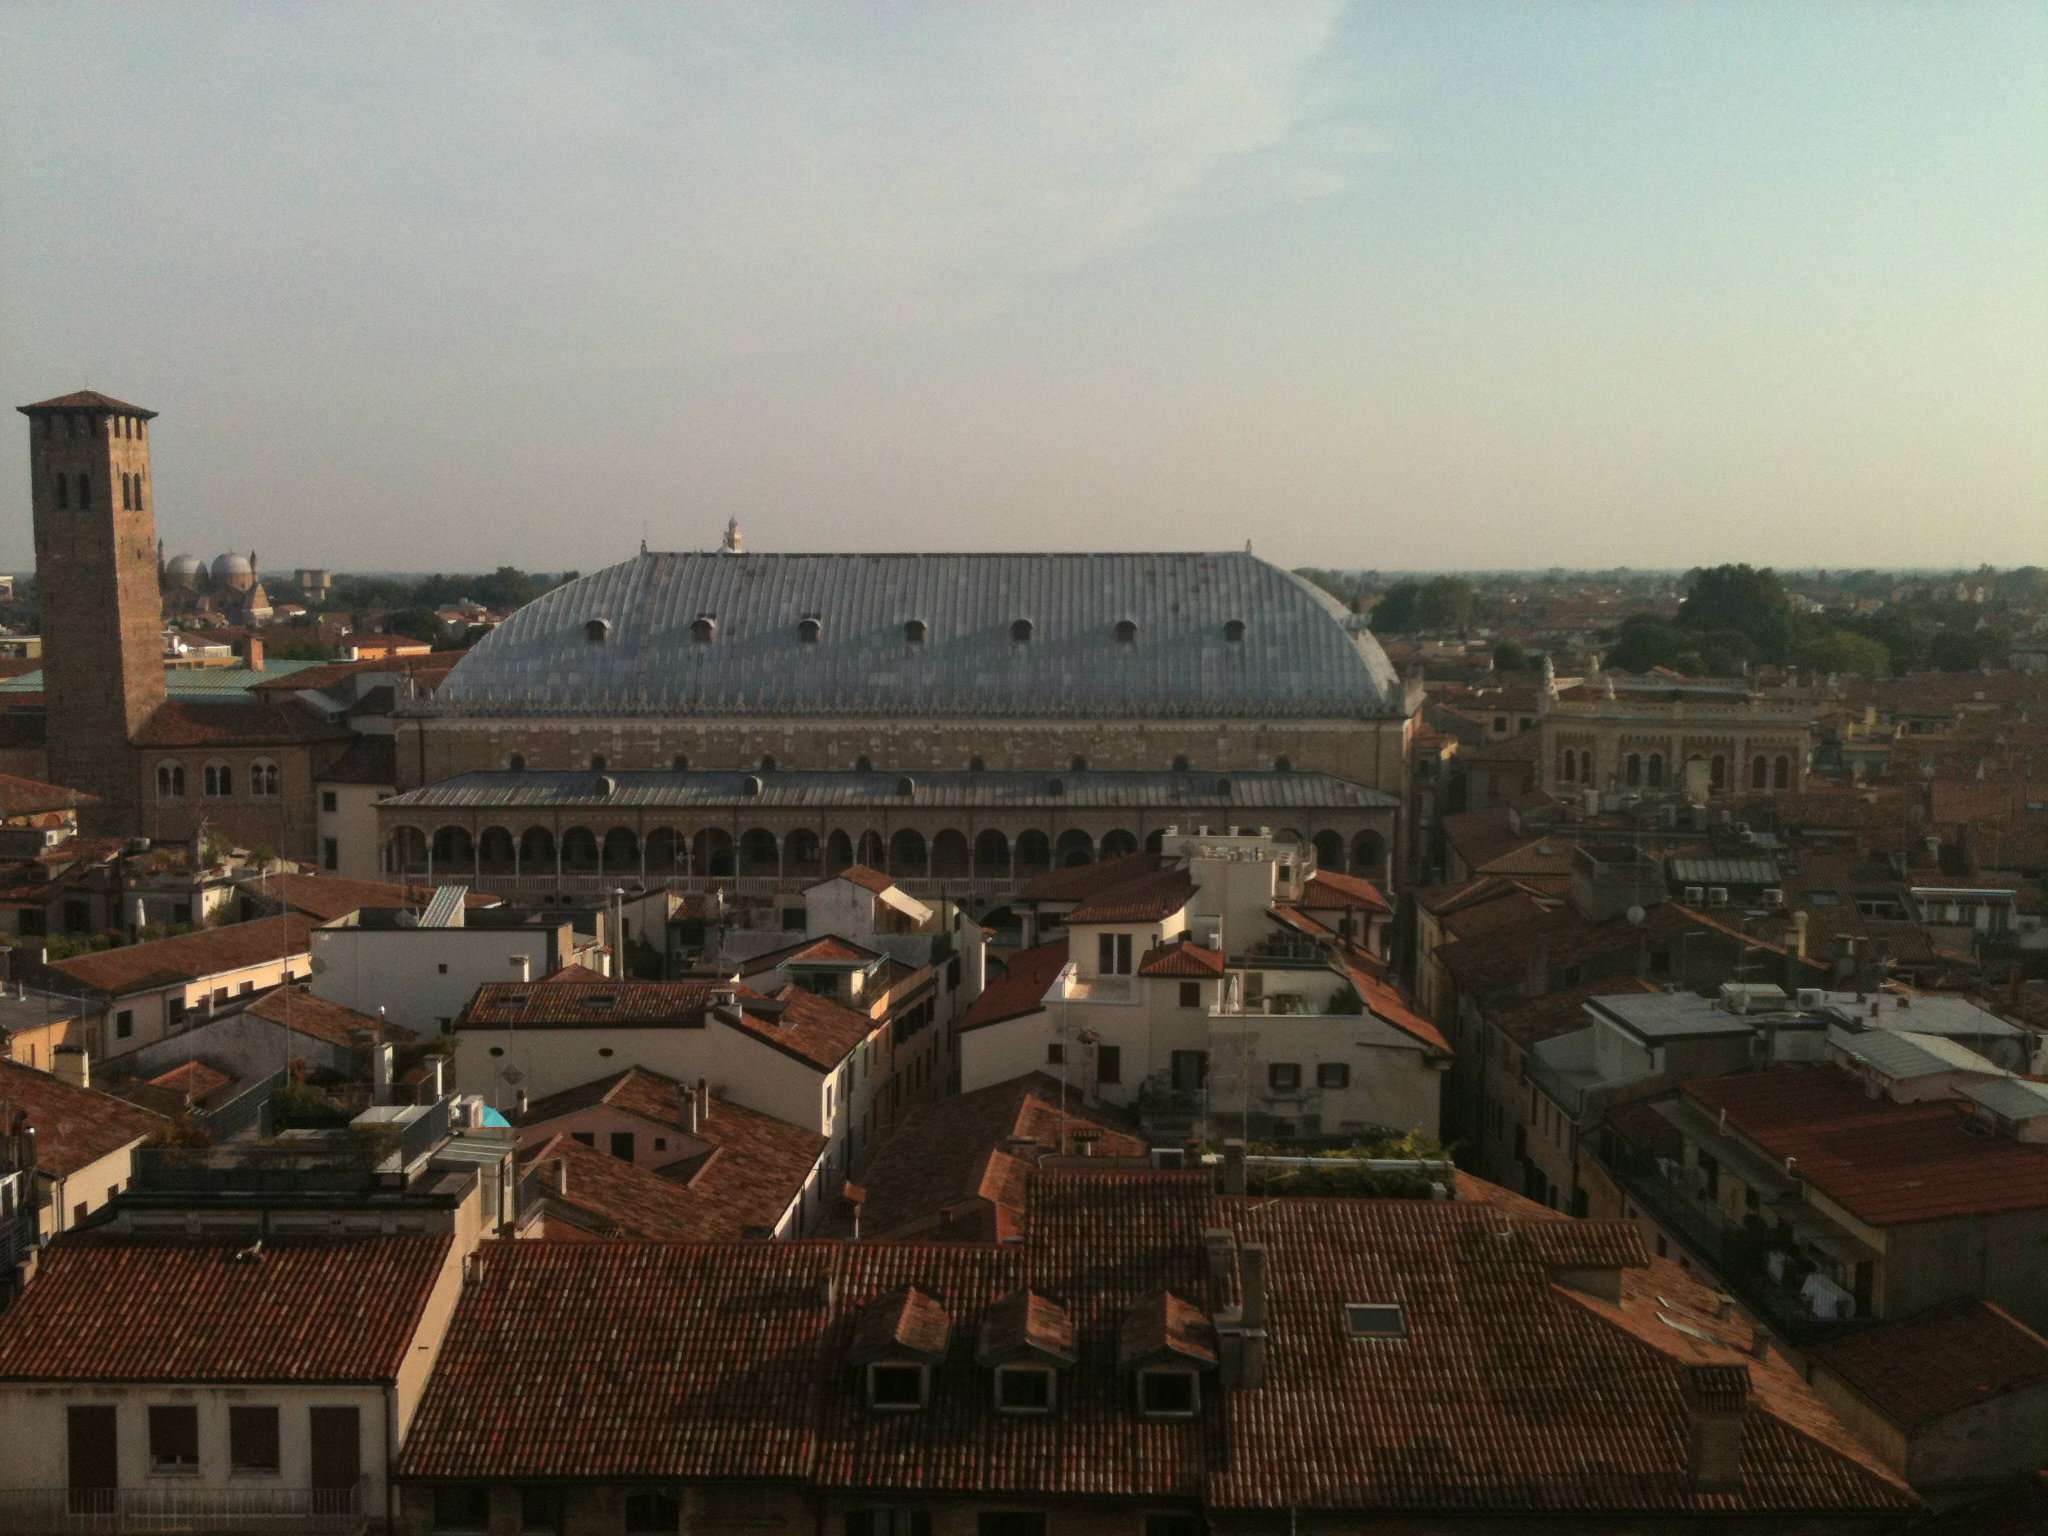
{"left": 1708, "top": 887, "right": 1729, "bottom": 908}
{"left": 1684, "top": 886, "right": 1704, "bottom": 905}
{"left": 1764, "top": 888, "right": 1785, "bottom": 908}
{"left": 1150, "top": 1147, "right": 1186, "bottom": 1170}
{"left": 1796, "top": 987, "right": 1825, "bottom": 1009}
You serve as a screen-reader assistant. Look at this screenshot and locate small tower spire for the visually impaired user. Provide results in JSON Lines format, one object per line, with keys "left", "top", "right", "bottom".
{"left": 721, "top": 518, "right": 745, "bottom": 555}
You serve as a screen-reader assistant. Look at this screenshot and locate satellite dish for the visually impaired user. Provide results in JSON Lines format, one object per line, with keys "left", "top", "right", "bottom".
{"left": 1626, "top": 905, "right": 1646, "bottom": 926}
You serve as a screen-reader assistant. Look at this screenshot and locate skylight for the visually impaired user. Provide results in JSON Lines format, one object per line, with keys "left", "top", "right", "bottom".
{"left": 1344, "top": 1303, "right": 1407, "bottom": 1339}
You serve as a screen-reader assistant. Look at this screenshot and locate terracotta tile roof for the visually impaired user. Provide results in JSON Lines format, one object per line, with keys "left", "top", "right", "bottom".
{"left": 1066, "top": 868, "right": 1195, "bottom": 925}
{"left": 50, "top": 914, "right": 313, "bottom": 996}
{"left": 850, "top": 1286, "right": 953, "bottom": 1363}
{"left": 958, "top": 940, "right": 1068, "bottom": 1033}
{"left": 242, "top": 986, "right": 414, "bottom": 1049}
{"left": 1486, "top": 978, "right": 1659, "bottom": 1049}
{"left": 1139, "top": 936, "right": 1226, "bottom": 978}
{"left": 1300, "top": 868, "right": 1390, "bottom": 912}
{"left": 1684, "top": 1065, "right": 2048, "bottom": 1225}
{"left": 398, "top": 1240, "right": 841, "bottom": 1481}
{"left": 0, "top": 1060, "right": 167, "bottom": 1176}
{"left": 724, "top": 984, "right": 877, "bottom": 1072}
{"left": 738, "top": 933, "right": 884, "bottom": 976}
{"left": 824, "top": 864, "right": 897, "bottom": 895}
{"left": 976, "top": 1288, "right": 1077, "bottom": 1366}
{"left": 130, "top": 698, "right": 350, "bottom": 748}
{"left": 855, "top": 1071, "right": 1147, "bottom": 1240}
{"left": 520, "top": 1065, "right": 696, "bottom": 1132}
{"left": 0, "top": 1233, "right": 451, "bottom": 1382}
{"left": 258, "top": 872, "right": 497, "bottom": 924}
{"left": 461, "top": 980, "right": 712, "bottom": 1030}
{"left": 18, "top": 390, "right": 153, "bottom": 415}
{"left": 145, "top": 1059, "right": 235, "bottom": 1101}
{"left": 1119, "top": 1289, "right": 1218, "bottom": 1367}
{"left": 0, "top": 771, "right": 94, "bottom": 817}
{"left": 1016, "top": 851, "right": 1164, "bottom": 904}
{"left": 1347, "top": 965, "right": 1452, "bottom": 1054}
{"left": 539, "top": 961, "right": 607, "bottom": 982}
{"left": 1809, "top": 1300, "right": 2048, "bottom": 1430}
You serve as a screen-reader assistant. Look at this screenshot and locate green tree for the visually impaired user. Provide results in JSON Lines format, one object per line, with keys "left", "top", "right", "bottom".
{"left": 1678, "top": 564, "right": 1794, "bottom": 662}
{"left": 1492, "top": 640, "right": 1529, "bottom": 672}
{"left": 1791, "top": 627, "right": 1889, "bottom": 677}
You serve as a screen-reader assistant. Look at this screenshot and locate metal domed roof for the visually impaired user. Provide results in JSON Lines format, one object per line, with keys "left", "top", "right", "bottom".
{"left": 165, "top": 554, "right": 205, "bottom": 575}
{"left": 210, "top": 552, "right": 253, "bottom": 581}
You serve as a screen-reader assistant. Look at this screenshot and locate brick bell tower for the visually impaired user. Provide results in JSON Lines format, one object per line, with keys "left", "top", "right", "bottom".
{"left": 18, "top": 390, "right": 168, "bottom": 833}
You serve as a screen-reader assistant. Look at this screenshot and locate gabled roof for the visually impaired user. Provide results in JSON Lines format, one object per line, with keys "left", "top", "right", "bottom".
{"left": 723, "top": 985, "right": 876, "bottom": 1072}
{"left": 256, "top": 871, "right": 497, "bottom": 924}
{"left": 130, "top": 698, "right": 350, "bottom": 748}
{"left": 0, "top": 1060, "right": 167, "bottom": 1176}
{"left": 976, "top": 1288, "right": 1077, "bottom": 1367}
{"left": 312, "top": 734, "right": 399, "bottom": 785}
{"left": 0, "top": 1233, "right": 450, "bottom": 1382}
{"left": 1015, "top": 851, "right": 1165, "bottom": 904}
{"left": 241, "top": 987, "right": 415, "bottom": 1049}
{"left": 817, "top": 864, "right": 897, "bottom": 895}
{"left": 1118, "top": 1289, "right": 1218, "bottom": 1368}
{"left": 1139, "top": 936, "right": 1226, "bottom": 978}
{"left": 0, "top": 772, "right": 95, "bottom": 818}
{"left": 1808, "top": 1300, "right": 2048, "bottom": 1430}
{"left": 849, "top": 1286, "right": 953, "bottom": 1364}
{"left": 1299, "top": 868, "right": 1390, "bottom": 913}
{"left": 1066, "top": 868, "right": 1194, "bottom": 925}
{"left": 959, "top": 940, "right": 1068, "bottom": 1033}
{"left": 1346, "top": 965, "right": 1452, "bottom": 1054}
{"left": 50, "top": 914, "right": 313, "bottom": 996}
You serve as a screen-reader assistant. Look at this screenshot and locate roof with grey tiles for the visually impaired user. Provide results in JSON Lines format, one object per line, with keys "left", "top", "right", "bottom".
{"left": 430, "top": 550, "right": 1402, "bottom": 718}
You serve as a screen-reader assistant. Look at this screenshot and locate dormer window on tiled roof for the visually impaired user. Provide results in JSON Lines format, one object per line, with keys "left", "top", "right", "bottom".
{"left": 976, "top": 1288, "right": 1076, "bottom": 1415}
{"left": 1345, "top": 1302, "right": 1407, "bottom": 1339}
{"left": 1118, "top": 1288, "right": 1217, "bottom": 1420}
{"left": 798, "top": 616, "right": 822, "bottom": 644}
{"left": 850, "top": 1285, "right": 951, "bottom": 1413}
{"left": 905, "top": 619, "right": 928, "bottom": 645}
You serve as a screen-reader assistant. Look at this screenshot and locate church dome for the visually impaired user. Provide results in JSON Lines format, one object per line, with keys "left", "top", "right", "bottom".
{"left": 165, "top": 554, "right": 205, "bottom": 589}
{"left": 210, "top": 552, "right": 255, "bottom": 592}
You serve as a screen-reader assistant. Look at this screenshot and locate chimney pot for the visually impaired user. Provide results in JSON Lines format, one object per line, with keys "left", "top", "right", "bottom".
{"left": 697, "top": 1077, "right": 710, "bottom": 1118}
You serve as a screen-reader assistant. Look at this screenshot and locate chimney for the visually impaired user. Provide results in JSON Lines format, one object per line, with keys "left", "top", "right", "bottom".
{"left": 1221, "top": 1138, "right": 1248, "bottom": 1196}
{"left": 510, "top": 955, "right": 532, "bottom": 984}
{"left": 52, "top": 1045, "right": 88, "bottom": 1089}
{"left": 1682, "top": 1364, "right": 1750, "bottom": 1493}
{"left": 1238, "top": 1241, "right": 1269, "bottom": 1389}
{"left": 681, "top": 1083, "right": 700, "bottom": 1136}
{"left": 372, "top": 1043, "right": 394, "bottom": 1106}
{"left": 424, "top": 1054, "right": 444, "bottom": 1103}
{"left": 515, "top": 1088, "right": 529, "bottom": 1119}
{"left": 697, "top": 1077, "right": 711, "bottom": 1119}
{"left": 1202, "top": 1227, "right": 1235, "bottom": 1302}
{"left": 550, "top": 1157, "right": 568, "bottom": 1196}
{"left": 244, "top": 634, "right": 264, "bottom": 672}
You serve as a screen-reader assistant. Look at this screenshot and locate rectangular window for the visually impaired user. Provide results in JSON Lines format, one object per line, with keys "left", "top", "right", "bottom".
{"left": 1145, "top": 1519, "right": 1202, "bottom": 1536}
{"left": 869, "top": 1363, "right": 926, "bottom": 1409}
{"left": 148, "top": 1405, "right": 199, "bottom": 1471}
{"left": 321, "top": 791, "right": 338, "bottom": 813}
{"left": 518, "top": 1487, "right": 562, "bottom": 1535}
{"left": 115, "top": 1009, "right": 134, "bottom": 1040}
{"left": 238, "top": 980, "right": 254, "bottom": 995}
{"left": 995, "top": 1365, "right": 1054, "bottom": 1413}
{"left": 1139, "top": 1370, "right": 1197, "bottom": 1417}
{"left": 1316, "top": 1062, "right": 1349, "bottom": 1090}
{"left": 228, "top": 1405, "right": 280, "bottom": 1472}
{"left": 321, "top": 839, "right": 338, "bottom": 871}
{"left": 1178, "top": 981, "right": 1201, "bottom": 1009}
{"left": 1098, "top": 933, "right": 1133, "bottom": 974}
{"left": 1096, "top": 1045, "right": 1121, "bottom": 1084}
{"left": 1267, "top": 1062, "right": 1302, "bottom": 1093}
{"left": 571, "top": 1132, "right": 595, "bottom": 1148}
{"left": 610, "top": 1132, "right": 635, "bottom": 1161}
{"left": 846, "top": 1511, "right": 933, "bottom": 1536}
{"left": 1046, "top": 1042, "right": 1064, "bottom": 1065}
{"left": 627, "top": 1492, "right": 684, "bottom": 1535}
{"left": 977, "top": 1516, "right": 1047, "bottom": 1536}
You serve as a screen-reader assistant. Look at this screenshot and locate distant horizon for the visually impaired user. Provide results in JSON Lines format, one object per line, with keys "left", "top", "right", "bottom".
{"left": 5, "top": 4, "right": 2042, "bottom": 569}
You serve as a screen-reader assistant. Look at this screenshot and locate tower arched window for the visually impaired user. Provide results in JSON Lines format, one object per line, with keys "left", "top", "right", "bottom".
{"left": 760, "top": 754, "right": 777, "bottom": 772}
{"left": 590, "top": 755, "right": 607, "bottom": 773}
{"left": 1172, "top": 754, "right": 1191, "bottom": 772}
{"left": 54, "top": 473, "right": 68, "bottom": 510}
{"left": 251, "top": 759, "right": 280, "bottom": 797}
{"left": 1010, "top": 619, "right": 1034, "bottom": 644}
{"left": 855, "top": 755, "right": 873, "bottom": 773}
{"left": 690, "top": 617, "right": 716, "bottom": 645}
{"left": 584, "top": 618, "right": 611, "bottom": 645}
{"left": 670, "top": 754, "right": 688, "bottom": 771}
{"left": 155, "top": 761, "right": 185, "bottom": 799}
{"left": 75, "top": 473, "right": 90, "bottom": 509}
{"left": 203, "top": 762, "right": 233, "bottom": 798}
{"left": 1114, "top": 619, "right": 1138, "bottom": 644}
{"left": 1773, "top": 755, "right": 1791, "bottom": 790}
{"left": 1710, "top": 755, "right": 1727, "bottom": 790}
{"left": 1646, "top": 753, "right": 1664, "bottom": 788}
{"left": 904, "top": 620, "right": 928, "bottom": 645}
{"left": 968, "top": 755, "right": 986, "bottom": 773}
{"left": 1273, "top": 755, "right": 1293, "bottom": 773}
{"left": 1070, "top": 755, "right": 1088, "bottom": 772}
{"left": 508, "top": 753, "right": 526, "bottom": 772}
{"left": 118, "top": 474, "right": 128, "bottom": 510}
{"left": 1752, "top": 756, "right": 1768, "bottom": 790}
{"left": 797, "top": 617, "right": 822, "bottom": 644}
{"left": 1223, "top": 619, "right": 1247, "bottom": 643}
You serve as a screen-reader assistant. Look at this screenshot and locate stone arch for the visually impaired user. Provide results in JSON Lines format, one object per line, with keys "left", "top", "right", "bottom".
{"left": 1646, "top": 752, "right": 1665, "bottom": 789}
{"left": 601, "top": 827, "right": 640, "bottom": 873}
{"left": 1625, "top": 753, "right": 1642, "bottom": 787}
{"left": 1014, "top": 830, "right": 1052, "bottom": 876}
{"left": 1557, "top": 750, "right": 1574, "bottom": 783}
{"left": 432, "top": 826, "right": 474, "bottom": 868}
{"left": 519, "top": 827, "right": 556, "bottom": 870}
{"left": 738, "top": 828, "right": 780, "bottom": 877}
{"left": 973, "top": 829, "right": 1010, "bottom": 878}
{"left": 388, "top": 825, "right": 428, "bottom": 874}
{"left": 1313, "top": 830, "right": 1345, "bottom": 871}
{"left": 784, "top": 828, "right": 823, "bottom": 879}
{"left": 1578, "top": 750, "right": 1592, "bottom": 783}
{"left": 1054, "top": 829, "right": 1094, "bottom": 868}
{"left": 889, "top": 828, "right": 928, "bottom": 877}
{"left": 1751, "top": 755, "right": 1769, "bottom": 790}
{"left": 1098, "top": 829, "right": 1138, "bottom": 860}
{"left": 930, "top": 829, "right": 970, "bottom": 878}
{"left": 1710, "top": 755, "right": 1728, "bottom": 791}
{"left": 1277, "top": 827, "right": 1306, "bottom": 849}
{"left": 1773, "top": 755, "right": 1791, "bottom": 790}
{"left": 1351, "top": 831, "right": 1386, "bottom": 873}
{"left": 855, "top": 831, "right": 886, "bottom": 869}
{"left": 826, "top": 830, "right": 855, "bottom": 875}
{"left": 692, "top": 827, "right": 735, "bottom": 877}
{"left": 478, "top": 826, "right": 517, "bottom": 874}
{"left": 561, "top": 826, "right": 600, "bottom": 872}
{"left": 645, "top": 827, "right": 687, "bottom": 875}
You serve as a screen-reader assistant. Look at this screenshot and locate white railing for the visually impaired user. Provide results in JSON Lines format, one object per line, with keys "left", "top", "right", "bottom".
{"left": 0, "top": 1483, "right": 364, "bottom": 1534}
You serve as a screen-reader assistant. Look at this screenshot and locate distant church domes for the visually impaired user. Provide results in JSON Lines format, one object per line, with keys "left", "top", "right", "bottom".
{"left": 164, "top": 554, "right": 205, "bottom": 589}
{"left": 210, "top": 551, "right": 255, "bottom": 592}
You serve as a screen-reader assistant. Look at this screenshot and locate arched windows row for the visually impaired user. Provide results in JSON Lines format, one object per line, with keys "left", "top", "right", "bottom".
{"left": 616, "top": 615, "right": 1255, "bottom": 647}
{"left": 153, "top": 758, "right": 280, "bottom": 800}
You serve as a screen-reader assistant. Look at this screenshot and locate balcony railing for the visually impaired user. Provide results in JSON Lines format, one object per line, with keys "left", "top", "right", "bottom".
{"left": 0, "top": 1482, "right": 364, "bottom": 1534}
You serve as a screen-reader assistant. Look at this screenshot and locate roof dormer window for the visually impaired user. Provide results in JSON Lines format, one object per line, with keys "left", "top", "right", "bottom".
{"left": 690, "top": 616, "right": 716, "bottom": 644}
{"left": 994, "top": 1364, "right": 1054, "bottom": 1414}
{"left": 1344, "top": 1303, "right": 1407, "bottom": 1339}
{"left": 1138, "top": 1368, "right": 1198, "bottom": 1417}
{"left": 798, "top": 616, "right": 823, "bottom": 644}
{"left": 1010, "top": 619, "right": 1034, "bottom": 644}
{"left": 905, "top": 619, "right": 928, "bottom": 645}
{"left": 1114, "top": 619, "right": 1138, "bottom": 644}
{"left": 866, "top": 1362, "right": 927, "bottom": 1411}
{"left": 584, "top": 618, "right": 611, "bottom": 645}
{"left": 1223, "top": 619, "right": 1247, "bottom": 643}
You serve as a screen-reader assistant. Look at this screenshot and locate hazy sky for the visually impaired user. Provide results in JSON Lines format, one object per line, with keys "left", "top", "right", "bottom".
{"left": 4, "top": 2, "right": 2043, "bottom": 573}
